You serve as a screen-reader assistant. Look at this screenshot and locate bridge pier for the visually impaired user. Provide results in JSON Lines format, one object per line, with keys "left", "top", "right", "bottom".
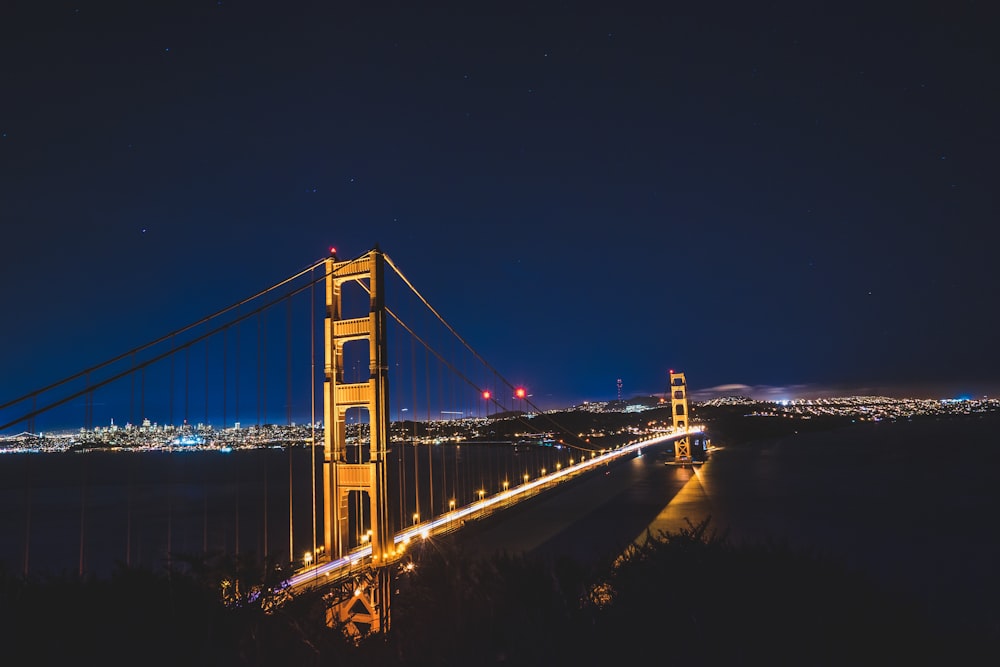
{"left": 325, "top": 567, "right": 393, "bottom": 638}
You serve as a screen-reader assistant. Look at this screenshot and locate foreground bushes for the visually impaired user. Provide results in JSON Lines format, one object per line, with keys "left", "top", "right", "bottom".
{"left": 1, "top": 519, "right": 993, "bottom": 666}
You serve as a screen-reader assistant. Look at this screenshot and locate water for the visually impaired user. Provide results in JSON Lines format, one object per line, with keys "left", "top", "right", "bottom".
{"left": 3, "top": 414, "right": 999, "bottom": 638}
{"left": 0, "top": 447, "right": 319, "bottom": 578}
{"left": 677, "top": 413, "right": 1000, "bottom": 633}
{"left": 0, "top": 440, "right": 570, "bottom": 578}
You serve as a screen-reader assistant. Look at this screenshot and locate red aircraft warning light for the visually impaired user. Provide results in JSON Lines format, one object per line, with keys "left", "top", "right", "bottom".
{"left": 482, "top": 390, "right": 491, "bottom": 400}
{"left": 515, "top": 387, "right": 526, "bottom": 399}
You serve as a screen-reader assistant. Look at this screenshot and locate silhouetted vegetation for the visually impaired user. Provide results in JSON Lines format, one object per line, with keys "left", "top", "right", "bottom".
{"left": 2, "top": 518, "right": 993, "bottom": 666}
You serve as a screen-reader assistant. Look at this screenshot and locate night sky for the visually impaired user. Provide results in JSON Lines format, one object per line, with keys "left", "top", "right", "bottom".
{"left": 2, "top": 0, "right": 998, "bottom": 418}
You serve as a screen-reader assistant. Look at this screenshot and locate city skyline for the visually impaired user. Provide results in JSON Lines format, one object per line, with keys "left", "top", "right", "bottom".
{"left": 2, "top": 2, "right": 997, "bottom": 415}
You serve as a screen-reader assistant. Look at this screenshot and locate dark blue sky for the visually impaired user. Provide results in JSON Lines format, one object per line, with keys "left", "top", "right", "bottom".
{"left": 2, "top": 0, "right": 998, "bottom": 422}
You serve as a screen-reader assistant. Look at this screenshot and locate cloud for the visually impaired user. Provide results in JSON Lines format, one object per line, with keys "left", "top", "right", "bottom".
{"left": 689, "top": 381, "right": 991, "bottom": 401}
{"left": 691, "top": 383, "right": 832, "bottom": 402}
{"left": 702, "top": 384, "right": 753, "bottom": 393}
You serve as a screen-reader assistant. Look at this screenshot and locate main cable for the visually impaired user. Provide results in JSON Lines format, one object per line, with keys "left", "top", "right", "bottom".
{"left": 0, "top": 259, "right": 326, "bottom": 412}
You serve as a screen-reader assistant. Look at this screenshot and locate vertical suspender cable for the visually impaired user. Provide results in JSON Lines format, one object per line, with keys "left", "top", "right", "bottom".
{"left": 130, "top": 352, "right": 136, "bottom": 427}
{"left": 263, "top": 452, "right": 268, "bottom": 560}
{"left": 286, "top": 297, "right": 293, "bottom": 565}
{"left": 286, "top": 299, "right": 292, "bottom": 425}
{"left": 438, "top": 355, "right": 446, "bottom": 509}
{"left": 126, "top": 457, "right": 133, "bottom": 568}
{"left": 411, "top": 336, "right": 419, "bottom": 523}
{"left": 85, "top": 371, "right": 92, "bottom": 431}
{"left": 23, "top": 459, "right": 31, "bottom": 577}
{"left": 79, "top": 456, "right": 87, "bottom": 577}
{"left": 260, "top": 313, "right": 268, "bottom": 557}
{"left": 169, "top": 336, "right": 175, "bottom": 427}
{"left": 202, "top": 456, "right": 208, "bottom": 555}
{"left": 141, "top": 367, "right": 145, "bottom": 426}
{"left": 235, "top": 323, "right": 240, "bottom": 427}
{"left": 185, "top": 345, "right": 190, "bottom": 426}
{"left": 204, "top": 338, "right": 209, "bottom": 428}
{"left": 257, "top": 314, "right": 262, "bottom": 427}
{"left": 425, "top": 345, "right": 433, "bottom": 518}
{"left": 310, "top": 270, "right": 317, "bottom": 561}
{"left": 234, "top": 459, "right": 240, "bottom": 557}
{"left": 262, "top": 312, "right": 267, "bottom": 425}
{"left": 167, "top": 376, "right": 174, "bottom": 576}
{"left": 223, "top": 329, "right": 228, "bottom": 429}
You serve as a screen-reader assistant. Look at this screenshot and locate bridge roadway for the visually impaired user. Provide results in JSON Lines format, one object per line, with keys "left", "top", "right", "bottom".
{"left": 281, "top": 428, "right": 702, "bottom": 595}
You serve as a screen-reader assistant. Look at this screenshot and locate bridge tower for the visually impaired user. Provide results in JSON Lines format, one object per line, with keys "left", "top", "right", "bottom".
{"left": 669, "top": 370, "right": 691, "bottom": 462}
{"left": 322, "top": 247, "right": 395, "bottom": 635}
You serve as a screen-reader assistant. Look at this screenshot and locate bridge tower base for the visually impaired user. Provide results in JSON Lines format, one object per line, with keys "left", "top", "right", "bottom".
{"left": 324, "top": 568, "right": 393, "bottom": 639}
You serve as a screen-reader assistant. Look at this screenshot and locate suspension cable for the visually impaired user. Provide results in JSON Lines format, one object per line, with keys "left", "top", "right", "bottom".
{"left": 1, "top": 257, "right": 357, "bottom": 432}
{"left": 382, "top": 253, "right": 588, "bottom": 449}
{"left": 0, "top": 259, "right": 327, "bottom": 411}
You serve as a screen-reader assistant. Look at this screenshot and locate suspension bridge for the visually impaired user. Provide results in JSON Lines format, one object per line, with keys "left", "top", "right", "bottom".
{"left": 0, "top": 246, "right": 707, "bottom": 636}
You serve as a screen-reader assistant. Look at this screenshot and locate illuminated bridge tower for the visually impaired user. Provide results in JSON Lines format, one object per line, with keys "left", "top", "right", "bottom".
{"left": 323, "top": 247, "right": 395, "bottom": 634}
{"left": 669, "top": 370, "right": 691, "bottom": 463}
